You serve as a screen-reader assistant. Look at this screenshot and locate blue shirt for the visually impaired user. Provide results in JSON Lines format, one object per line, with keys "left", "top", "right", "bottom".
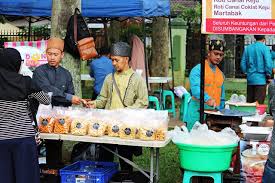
{"left": 89, "top": 56, "right": 114, "bottom": 95}
{"left": 241, "top": 41, "right": 272, "bottom": 85}
{"left": 271, "top": 50, "right": 275, "bottom": 69}
{"left": 189, "top": 63, "right": 225, "bottom": 109}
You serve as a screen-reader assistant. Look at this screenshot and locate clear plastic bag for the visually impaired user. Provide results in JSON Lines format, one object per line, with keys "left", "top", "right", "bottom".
{"left": 70, "top": 109, "right": 89, "bottom": 136}
{"left": 37, "top": 105, "right": 55, "bottom": 133}
{"left": 172, "top": 122, "right": 239, "bottom": 145}
{"left": 241, "top": 149, "right": 267, "bottom": 183}
{"left": 53, "top": 107, "right": 72, "bottom": 134}
{"left": 88, "top": 110, "right": 107, "bottom": 137}
{"left": 107, "top": 121, "right": 122, "bottom": 137}
{"left": 38, "top": 116, "right": 55, "bottom": 133}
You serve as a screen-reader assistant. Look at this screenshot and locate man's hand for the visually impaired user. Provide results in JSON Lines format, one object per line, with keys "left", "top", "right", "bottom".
{"left": 206, "top": 99, "right": 216, "bottom": 108}
{"left": 71, "top": 96, "right": 82, "bottom": 105}
{"left": 86, "top": 101, "right": 96, "bottom": 108}
{"left": 80, "top": 99, "right": 88, "bottom": 106}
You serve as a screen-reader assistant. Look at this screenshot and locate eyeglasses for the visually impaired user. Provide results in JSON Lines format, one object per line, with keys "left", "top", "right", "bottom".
{"left": 21, "top": 59, "right": 24, "bottom": 63}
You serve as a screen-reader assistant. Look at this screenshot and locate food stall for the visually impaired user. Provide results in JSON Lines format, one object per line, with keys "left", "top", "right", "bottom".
{"left": 38, "top": 106, "right": 171, "bottom": 183}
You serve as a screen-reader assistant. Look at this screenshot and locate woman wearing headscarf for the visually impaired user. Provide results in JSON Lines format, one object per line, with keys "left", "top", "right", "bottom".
{"left": 0, "top": 48, "right": 50, "bottom": 183}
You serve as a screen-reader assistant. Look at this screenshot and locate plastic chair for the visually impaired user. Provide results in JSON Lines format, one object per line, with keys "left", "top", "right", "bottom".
{"left": 148, "top": 96, "right": 160, "bottom": 110}
{"left": 179, "top": 92, "right": 191, "bottom": 122}
{"left": 183, "top": 170, "right": 223, "bottom": 183}
{"left": 162, "top": 90, "right": 176, "bottom": 118}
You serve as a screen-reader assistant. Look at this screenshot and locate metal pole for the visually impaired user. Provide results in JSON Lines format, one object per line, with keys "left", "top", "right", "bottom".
{"left": 155, "top": 148, "right": 160, "bottom": 182}
{"left": 28, "top": 16, "right": 31, "bottom": 41}
{"left": 168, "top": 16, "right": 175, "bottom": 89}
{"left": 143, "top": 18, "right": 149, "bottom": 89}
{"left": 200, "top": 34, "right": 206, "bottom": 123}
{"left": 150, "top": 147, "right": 154, "bottom": 183}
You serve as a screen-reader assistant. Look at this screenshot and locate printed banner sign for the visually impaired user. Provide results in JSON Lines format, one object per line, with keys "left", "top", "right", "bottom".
{"left": 4, "top": 40, "right": 48, "bottom": 70}
{"left": 202, "top": 0, "right": 275, "bottom": 35}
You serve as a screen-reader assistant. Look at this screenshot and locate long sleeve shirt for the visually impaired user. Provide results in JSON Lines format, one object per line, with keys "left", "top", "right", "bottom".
{"left": 241, "top": 41, "right": 273, "bottom": 85}
{"left": 33, "top": 64, "right": 75, "bottom": 107}
{"left": 0, "top": 91, "right": 50, "bottom": 140}
{"left": 89, "top": 56, "right": 114, "bottom": 95}
{"left": 189, "top": 63, "right": 225, "bottom": 109}
{"left": 94, "top": 68, "right": 148, "bottom": 109}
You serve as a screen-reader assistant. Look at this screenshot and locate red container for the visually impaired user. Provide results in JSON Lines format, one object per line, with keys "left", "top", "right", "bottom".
{"left": 256, "top": 105, "right": 267, "bottom": 115}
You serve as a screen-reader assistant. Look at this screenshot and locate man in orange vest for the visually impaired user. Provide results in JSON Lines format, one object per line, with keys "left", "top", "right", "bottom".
{"left": 185, "top": 39, "right": 225, "bottom": 130}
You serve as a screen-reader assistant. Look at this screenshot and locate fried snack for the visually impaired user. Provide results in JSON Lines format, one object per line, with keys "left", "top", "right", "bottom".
{"left": 71, "top": 119, "right": 88, "bottom": 136}
{"left": 38, "top": 116, "right": 55, "bottom": 133}
{"left": 53, "top": 116, "right": 71, "bottom": 134}
{"left": 139, "top": 128, "right": 155, "bottom": 141}
{"left": 88, "top": 121, "right": 107, "bottom": 137}
{"left": 107, "top": 123, "right": 122, "bottom": 137}
{"left": 119, "top": 125, "right": 136, "bottom": 139}
{"left": 155, "top": 129, "right": 166, "bottom": 141}
{"left": 135, "top": 128, "right": 140, "bottom": 139}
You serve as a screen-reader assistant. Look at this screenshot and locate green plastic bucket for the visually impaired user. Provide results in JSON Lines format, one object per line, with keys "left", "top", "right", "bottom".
{"left": 176, "top": 143, "right": 237, "bottom": 172}
{"left": 228, "top": 104, "right": 256, "bottom": 113}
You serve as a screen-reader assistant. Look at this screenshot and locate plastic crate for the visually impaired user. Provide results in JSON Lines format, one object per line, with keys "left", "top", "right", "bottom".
{"left": 60, "top": 161, "right": 118, "bottom": 183}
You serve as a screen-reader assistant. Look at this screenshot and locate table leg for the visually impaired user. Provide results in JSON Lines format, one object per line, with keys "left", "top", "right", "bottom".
{"left": 160, "top": 83, "right": 163, "bottom": 109}
{"left": 155, "top": 148, "right": 160, "bottom": 182}
{"left": 150, "top": 147, "right": 154, "bottom": 183}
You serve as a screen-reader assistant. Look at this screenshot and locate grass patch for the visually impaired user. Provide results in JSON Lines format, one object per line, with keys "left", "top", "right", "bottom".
{"left": 134, "top": 142, "right": 182, "bottom": 183}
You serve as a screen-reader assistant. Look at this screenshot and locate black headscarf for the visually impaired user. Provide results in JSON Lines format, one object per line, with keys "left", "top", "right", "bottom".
{"left": 0, "top": 48, "right": 36, "bottom": 101}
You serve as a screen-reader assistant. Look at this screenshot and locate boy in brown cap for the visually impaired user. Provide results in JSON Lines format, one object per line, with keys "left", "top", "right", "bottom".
{"left": 33, "top": 37, "right": 83, "bottom": 169}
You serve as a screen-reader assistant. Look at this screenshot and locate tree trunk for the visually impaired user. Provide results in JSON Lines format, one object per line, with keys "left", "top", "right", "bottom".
{"left": 223, "top": 35, "right": 236, "bottom": 78}
{"left": 51, "top": 0, "right": 82, "bottom": 97}
{"left": 150, "top": 17, "right": 169, "bottom": 78}
{"left": 51, "top": 0, "right": 81, "bottom": 163}
{"left": 109, "top": 20, "right": 121, "bottom": 44}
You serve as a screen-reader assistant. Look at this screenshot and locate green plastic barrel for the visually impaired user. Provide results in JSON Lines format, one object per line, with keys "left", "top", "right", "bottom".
{"left": 176, "top": 143, "right": 237, "bottom": 172}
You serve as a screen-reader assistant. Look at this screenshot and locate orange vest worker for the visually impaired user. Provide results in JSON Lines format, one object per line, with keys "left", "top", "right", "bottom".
{"left": 204, "top": 60, "right": 224, "bottom": 106}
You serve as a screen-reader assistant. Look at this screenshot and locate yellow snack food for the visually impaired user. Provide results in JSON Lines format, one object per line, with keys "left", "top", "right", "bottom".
{"left": 119, "top": 125, "right": 136, "bottom": 139}
{"left": 71, "top": 119, "right": 88, "bottom": 136}
{"left": 139, "top": 128, "right": 155, "bottom": 141}
{"left": 88, "top": 121, "right": 107, "bottom": 137}
{"left": 155, "top": 129, "right": 166, "bottom": 141}
{"left": 38, "top": 116, "right": 55, "bottom": 133}
{"left": 135, "top": 128, "right": 140, "bottom": 139}
{"left": 53, "top": 116, "right": 71, "bottom": 134}
{"left": 107, "top": 123, "right": 122, "bottom": 137}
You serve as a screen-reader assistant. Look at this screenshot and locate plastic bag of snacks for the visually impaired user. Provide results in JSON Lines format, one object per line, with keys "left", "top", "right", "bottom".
{"left": 38, "top": 116, "right": 55, "bottom": 133}
{"left": 88, "top": 121, "right": 107, "bottom": 137}
{"left": 107, "top": 121, "right": 122, "bottom": 137}
{"left": 70, "top": 109, "right": 89, "bottom": 136}
{"left": 118, "top": 110, "right": 140, "bottom": 139}
{"left": 88, "top": 110, "right": 108, "bottom": 137}
{"left": 100, "top": 110, "right": 121, "bottom": 137}
{"left": 139, "top": 128, "right": 155, "bottom": 141}
{"left": 71, "top": 118, "right": 89, "bottom": 135}
{"left": 53, "top": 107, "right": 72, "bottom": 134}
{"left": 151, "top": 111, "right": 169, "bottom": 141}
{"left": 37, "top": 105, "right": 55, "bottom": 133}
{"left": 119, "top": 122, "right": 137, "bottom": 139}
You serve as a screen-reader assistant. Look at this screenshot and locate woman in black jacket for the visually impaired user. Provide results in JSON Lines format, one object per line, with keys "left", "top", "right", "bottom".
{"left": 0, "top": 48, "right": 50, "bottom": 183}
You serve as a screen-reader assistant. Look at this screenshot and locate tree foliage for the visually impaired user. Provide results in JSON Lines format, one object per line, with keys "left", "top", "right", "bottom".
{"left": 0, "top": 15, "right": 6, "bottom": 24}
{"left": 172, "top": 3, "right": 202, "bottom": 27}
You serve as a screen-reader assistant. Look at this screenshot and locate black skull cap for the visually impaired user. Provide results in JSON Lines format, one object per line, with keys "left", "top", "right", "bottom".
{"left": 110, "top": 42, "right": 132, "bottom": 57}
